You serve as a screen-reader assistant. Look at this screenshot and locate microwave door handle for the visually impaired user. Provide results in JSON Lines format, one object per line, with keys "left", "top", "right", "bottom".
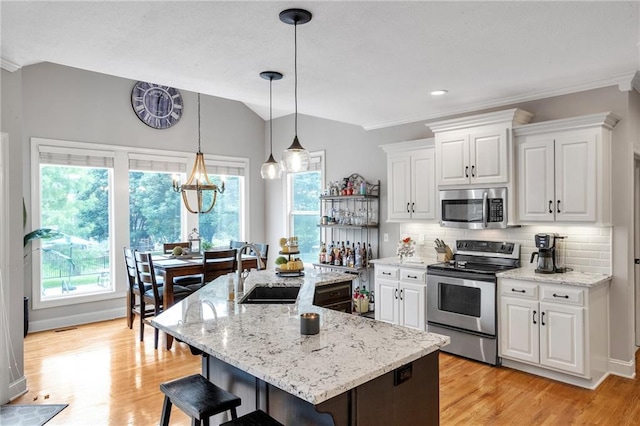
{"left": 483, "top": 192, "right": 489, "bottom": 228}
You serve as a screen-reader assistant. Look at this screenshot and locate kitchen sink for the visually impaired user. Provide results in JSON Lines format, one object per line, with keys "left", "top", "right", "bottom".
{"left": 239, "top": 285, "right": 301, "bottom": 304}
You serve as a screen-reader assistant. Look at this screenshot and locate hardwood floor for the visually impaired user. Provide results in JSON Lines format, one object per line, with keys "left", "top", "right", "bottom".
{"left": 10, "top": 319, "right": 640, "bottom": 425}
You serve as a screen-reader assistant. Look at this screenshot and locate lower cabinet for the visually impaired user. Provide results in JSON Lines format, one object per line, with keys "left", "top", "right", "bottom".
{"left": 314, "top": 280, "right": 353, "bottom": 313}
{"left": 498, "top": 277, "right": 609, "bottom": 387}
{"left": 374, "top": 265, "right": 426, "bottom": 331}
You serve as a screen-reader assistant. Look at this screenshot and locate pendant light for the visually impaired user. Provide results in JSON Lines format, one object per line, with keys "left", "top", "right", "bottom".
{"left": 260, "top": 71, "right": 284, "bottom": 179}
{"left": 280, "top": 8, "right": 312, "bottom": 173}
{"left": 172, "top": 93, "right": 225, "bottom": 214}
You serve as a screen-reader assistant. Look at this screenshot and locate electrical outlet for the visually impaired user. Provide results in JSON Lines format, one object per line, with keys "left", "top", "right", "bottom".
{"left": 383, "top": 233, "right": 389, "bottom": 243}
{"left": 418, "top": 234, "right": 425, "bottom": 246}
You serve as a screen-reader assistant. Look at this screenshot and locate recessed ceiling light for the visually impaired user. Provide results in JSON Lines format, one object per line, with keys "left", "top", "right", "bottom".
{"left": 430, "top": 90, "right": 448, "bottom": 96}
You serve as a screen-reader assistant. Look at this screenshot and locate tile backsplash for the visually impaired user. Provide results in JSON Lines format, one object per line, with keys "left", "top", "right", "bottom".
{"left": 398, "top": 223, "right": 611, "bottom": 274}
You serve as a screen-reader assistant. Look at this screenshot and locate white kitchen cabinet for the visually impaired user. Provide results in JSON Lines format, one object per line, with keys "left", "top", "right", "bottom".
{"left": 428, "top": 108, "right": 533, "bottom": 188}
{"left": 374, "top": 264, "right": 426, "bottom": 331}
{"left": 498, "top": 277, "right": 608, "bottom": 387}
{"left": 381, "top": 139, "right": 436, "bottom": 222}
{"left": 515, "top": 112, "right": 619, "bottom": 224}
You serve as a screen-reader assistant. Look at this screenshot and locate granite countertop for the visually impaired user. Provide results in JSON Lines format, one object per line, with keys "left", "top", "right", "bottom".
{"left": 497, "top": 267, "right": 612, "bottom": 288}
{"left": 370, "top": 257, "right": 439, "bottom": 269}
{"left": 152, "top": 269, "right": 449, "bottom": 405}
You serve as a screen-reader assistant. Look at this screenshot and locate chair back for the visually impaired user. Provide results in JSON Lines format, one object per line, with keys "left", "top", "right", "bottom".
{"left": 203, "top": 249, "right": 237, "bottom": 283}
{"left": 229, "top": 240, "right": 247, "bottom": 254}
{"left": 248, "top": 243, "right": 269, "bottom": 260}
{"left": 163, "top": 242, "right": 190, "bottom": 254}
{"left": 134, "top": 251, "right": 162, "bottom": 302}
{"left": 123, "top": 247, "right": 138, "bottom": 294}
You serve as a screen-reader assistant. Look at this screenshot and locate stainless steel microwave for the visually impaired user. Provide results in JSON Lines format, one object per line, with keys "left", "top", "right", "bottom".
{"left": 439, "top": 187, "right": 507, "bottom": 229}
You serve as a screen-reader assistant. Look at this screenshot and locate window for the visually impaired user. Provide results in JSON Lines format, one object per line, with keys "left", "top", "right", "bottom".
{"left": 36, "top": 146, "right": 114, "bottom": 302}
{"left": 31, "top": 138, "right": 249, "bottom": 309}
{"left": 286, "top": 152, "right": 324, "bottom": 264}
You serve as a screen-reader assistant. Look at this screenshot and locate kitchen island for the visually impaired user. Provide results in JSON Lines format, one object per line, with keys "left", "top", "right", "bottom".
{"left": 152, "top": 269, "right": 449, "bottom": 425}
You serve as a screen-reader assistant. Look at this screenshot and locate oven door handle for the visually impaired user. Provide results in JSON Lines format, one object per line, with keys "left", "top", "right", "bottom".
{"left": 483, "top": 191, "right": 489, "bottom": 228}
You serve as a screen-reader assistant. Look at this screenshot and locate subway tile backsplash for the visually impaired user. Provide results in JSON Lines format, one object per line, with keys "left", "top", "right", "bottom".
{"left": 398, "top": 223, "right": 611, "bottom": 274}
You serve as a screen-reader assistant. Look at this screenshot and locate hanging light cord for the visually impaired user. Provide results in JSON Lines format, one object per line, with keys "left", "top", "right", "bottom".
{"left": 197, "top": 93, "right": 202, "bottom": 152}
{"left": 269, "top": 76, "right": 273, "bottom": 153}
{"left": 294, "top": 20, "right": 298, "bottom": 137}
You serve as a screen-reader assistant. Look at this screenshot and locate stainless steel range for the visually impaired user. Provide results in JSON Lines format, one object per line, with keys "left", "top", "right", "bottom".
{"left": 427, "top": 240, "right": 520, "bottom": 365}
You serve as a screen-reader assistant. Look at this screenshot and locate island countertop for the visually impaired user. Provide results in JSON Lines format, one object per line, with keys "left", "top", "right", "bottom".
{"left": 152, "top": 269, "right": 449, "bottom": 405}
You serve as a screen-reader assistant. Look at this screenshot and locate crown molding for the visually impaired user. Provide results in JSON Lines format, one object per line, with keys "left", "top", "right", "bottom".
{"left": 426, "top": 108, "right": 534, "bottom": 133}
{"left": 512, "top": 112, "right": 621, "bottom": 137}
{"left": 363, "top": 71, "right": 638, "bottom": 131}
{"left": 0, "top": 57, "right": 21, "bottom": 72}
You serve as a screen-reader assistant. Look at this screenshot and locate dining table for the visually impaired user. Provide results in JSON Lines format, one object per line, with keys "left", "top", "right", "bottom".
{"left": 152, "top": 252, "right": 266, "bottom": 349}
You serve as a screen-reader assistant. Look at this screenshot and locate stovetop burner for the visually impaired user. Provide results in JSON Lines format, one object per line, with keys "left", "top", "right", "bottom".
{"left": 427, "top": 239, "right": 521, "bottom": 277}
{"left": 428, "top": 261, "right": 516, "bottom": 275}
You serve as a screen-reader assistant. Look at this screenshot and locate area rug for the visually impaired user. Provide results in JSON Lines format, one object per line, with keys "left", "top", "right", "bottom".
{"left": 0, "top": 404, "right": 68, "bottom": 426}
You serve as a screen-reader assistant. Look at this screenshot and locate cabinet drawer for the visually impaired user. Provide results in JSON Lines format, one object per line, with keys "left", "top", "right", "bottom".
{"left": 314, "top": 281, "right": 352, "bottom": 307}
{"left": 400, "top": 268, "right": 427, "bottom": 284}
{"left": 500, "top": 279, "right": 538, "bottom": 299}
{"left": 540, "top": 284, "right": 585, "bottom": 307}
{"left": 376, "top": 266, "right": 399, "bottom": 280}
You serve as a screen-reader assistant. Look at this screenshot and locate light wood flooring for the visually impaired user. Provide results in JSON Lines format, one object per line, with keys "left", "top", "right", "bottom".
{"left": 10, "top": 319, "right": 640, "bottom": 425}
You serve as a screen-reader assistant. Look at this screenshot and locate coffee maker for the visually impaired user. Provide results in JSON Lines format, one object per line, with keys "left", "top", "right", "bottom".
{"left": 530, "top": 233, "right": 568, "bottom": 274}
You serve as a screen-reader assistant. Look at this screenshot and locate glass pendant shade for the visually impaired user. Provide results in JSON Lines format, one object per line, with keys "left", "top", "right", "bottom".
{"left": 281, "top": 136, "right": 310, "bottom": 173}
{"left": 261, "top": 153, "right": 282, "bottom": 179}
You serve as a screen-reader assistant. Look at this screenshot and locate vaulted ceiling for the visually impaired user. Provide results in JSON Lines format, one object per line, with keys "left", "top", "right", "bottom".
{"left": 2, "top": 1, "right": 639, "bottom": 129}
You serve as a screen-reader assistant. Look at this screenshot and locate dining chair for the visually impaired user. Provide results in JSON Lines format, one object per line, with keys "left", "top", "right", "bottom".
{"left": 203, "top": 249, "right": 237, "bottom": 284}
{"left": 229, "top": 240, "right": 247, "bottom": 254}
{"left": 134, "top": 251, "right": 194, "bottom": 349}
{"left": 248, "top": 243, "right": 269, "bottom": 260}
{"left": 163, "top": 241, "right": 203, "bottom": 288}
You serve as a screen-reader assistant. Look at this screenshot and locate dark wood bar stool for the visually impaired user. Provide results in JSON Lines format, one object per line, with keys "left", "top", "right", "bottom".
{"left": 220, "top": 409, "right": 283, "bottom": 426}
{"left": 160, "top": 374, "right": 241, "bottom": 426}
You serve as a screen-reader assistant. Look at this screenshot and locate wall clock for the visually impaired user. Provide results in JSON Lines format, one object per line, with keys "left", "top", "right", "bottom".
{"left": 131, "top": 81, "right": 183, "bottom": 129}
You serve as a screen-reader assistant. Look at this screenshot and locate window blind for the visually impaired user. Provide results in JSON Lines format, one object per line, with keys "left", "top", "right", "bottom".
{"left": 39, "top": 145, "right": 114, "bottom": 168}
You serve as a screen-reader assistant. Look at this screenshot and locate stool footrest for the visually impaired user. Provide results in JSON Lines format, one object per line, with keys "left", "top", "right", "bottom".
{"left": 220, "top": 409, "right": 284, "bottom": 426}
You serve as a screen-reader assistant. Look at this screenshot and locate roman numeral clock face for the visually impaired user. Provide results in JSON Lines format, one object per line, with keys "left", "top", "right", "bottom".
{"left": 131, "top": 81, "right": 183, "bottom": 129}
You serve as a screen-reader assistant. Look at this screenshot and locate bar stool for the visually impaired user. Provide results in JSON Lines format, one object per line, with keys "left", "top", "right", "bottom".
{"left": 160, "top": 374, "right": 241, "bottom": 426}
{"left": 220, "top": 409, "right": 283, "bottom": 426}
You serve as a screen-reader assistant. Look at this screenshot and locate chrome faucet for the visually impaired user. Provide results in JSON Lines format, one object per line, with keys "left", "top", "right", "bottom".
{"left": 235, "top": 243, "right": 266, "bottom": 293}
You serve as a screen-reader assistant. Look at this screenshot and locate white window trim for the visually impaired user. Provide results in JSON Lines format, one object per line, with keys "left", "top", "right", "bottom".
{"left": 30, "top": 137, "right": 249, "bottom": 310}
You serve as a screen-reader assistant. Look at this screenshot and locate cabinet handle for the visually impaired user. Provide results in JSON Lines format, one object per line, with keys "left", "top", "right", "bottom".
{"left": 471, "top": 165, "right": 475, "bottom": 177}
{"left": 553, "top": 293, "right": 569, "bottom": 299}
{"left": 548, "top": 200, "right": 553, "bottom": 214}
{"left": 395, "top": 288, "right": 398, "bottom": 300}
{"left": 399, "top": 289, "right": 404, "bottom": 300}
{"left": 406, "top": 203, "right": 410, "bottom": 213}
{"left": 557, "top": 200, "right": 561, "bottom": 213}
{"left": 411, "top": 202, "right": 415, "bottom": 213}
{"left": 382, "top": 272, "right": 391, "bottom": 276}
{"left": 511, "top": 288, "right": 526, "bottom": 293}
{"left": 465, "top": 166, "right": 469, "bottom": 178}
{"left": 533, "top": 310, "right": 537, "bottom": 325}
{"left": 541, "top": 312, "right": 546, "bottom": 326}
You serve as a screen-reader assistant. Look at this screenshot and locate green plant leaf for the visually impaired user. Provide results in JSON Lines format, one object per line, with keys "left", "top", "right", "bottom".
{"left": 23, "top": 228, "right": 63, "bottom": 247}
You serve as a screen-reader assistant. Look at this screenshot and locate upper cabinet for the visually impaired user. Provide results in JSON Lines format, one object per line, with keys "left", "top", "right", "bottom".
{"left": 428, "top": 109, "right": 533, "bottom": 188}
{"left": 380, "top": 139, "right": 436, "bottom": 222}
{"left": 514, "top": 112, "right": 619, "bottom": 224}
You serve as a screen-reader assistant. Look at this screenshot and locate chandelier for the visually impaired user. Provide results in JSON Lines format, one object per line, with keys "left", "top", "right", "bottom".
{"left": 172, "top": 93, "right": 225, "bottom": 214}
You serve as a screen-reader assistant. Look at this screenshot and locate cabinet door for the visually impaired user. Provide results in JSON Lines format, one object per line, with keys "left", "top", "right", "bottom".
{"left": 411, "top": 148, "right": 436, "bottom": 220}
{"left": 539, "top": 302, "right": 586, "bottom": 376}
{"left": 387, "top": 154, "right": 412, "bottom": 220}
{"left": 499, "top": 297, "right": 539, "bottom": 364}
{"left": 399, "top": 282, "right": 426, "bottom": 331}
{"left": 436, "top": 133, "right": 470, "bottom": 186}
{"left": 554, "top": 131, "right": 596, "bottom": 222}
{"left": 517, "top": 136, "right": 555, "bottom": 222}
{"left": 470, "top": 126, "right": 508, "bottom": 185}
{"left": 375, "top": 279, "right": 399, "bottom": 325}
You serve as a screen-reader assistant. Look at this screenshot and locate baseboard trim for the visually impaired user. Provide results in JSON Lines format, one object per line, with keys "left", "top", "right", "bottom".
{"left": 8, "top": 376, "right": 27, "bottom": 402}
{"left": 609, "top": 356, "right": 636, "bottom": 379}
{"left": 28, "top": 308, "right": 125, "bottom": 333}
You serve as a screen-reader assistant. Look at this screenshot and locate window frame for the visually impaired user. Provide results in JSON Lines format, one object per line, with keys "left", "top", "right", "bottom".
{"left": 30, "top": 137, "right": 249, "bottom": 310}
